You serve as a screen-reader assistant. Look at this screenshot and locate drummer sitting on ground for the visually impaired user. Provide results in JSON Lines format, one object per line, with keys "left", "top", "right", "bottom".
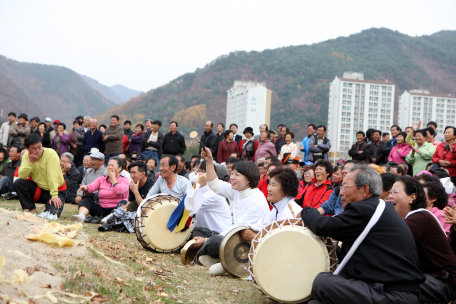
{"left": 184, "top": 159, "right": 231, "bottom": 238}
{"left": 303, "top": 165, "right": 424, "bottom": 304}
{"left": 146, "top": 155, "right": 187, "bottom": 200}
{"left": 190, "top": 147, "right": 269, "bottom": 267}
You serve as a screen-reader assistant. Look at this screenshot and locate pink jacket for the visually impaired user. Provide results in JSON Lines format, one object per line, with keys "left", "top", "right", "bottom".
{"left": 254, "top": 140, "right": 277, "bottom": 164}
{"left": 430, "top": 207, "right": 451, "bottom": 238}
{"left": 388, "top": 143, "right": 411, "bottom": 164}
{"left": 87, "top": 175, "right": 130, "bottom": 209}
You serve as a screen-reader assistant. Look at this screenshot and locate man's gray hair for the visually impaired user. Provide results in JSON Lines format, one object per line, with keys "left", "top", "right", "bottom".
{"left": 84, "top": 116, "right": 91, "bottom": 120}
{"left": 400, "top": 162, "right": 409, "bottom": 171}
{"left": 348, "top": 165, "right": 382, "bottom": 196}
{"left": 62, "top": 152, "right": 74, "bottom": 164}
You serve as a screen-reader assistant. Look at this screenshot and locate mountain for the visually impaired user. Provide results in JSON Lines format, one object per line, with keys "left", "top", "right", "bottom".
{"left": 109, "top": 84, "right": 142, "bottom": 103}
{"left": 0, "top": 55, "right": 115, "bottom": 124}
{"left": 97, "top": 28, "right": 456, "bottom": 138}
{"left": 80, "top": 75, "right": 124, "bottom": 104}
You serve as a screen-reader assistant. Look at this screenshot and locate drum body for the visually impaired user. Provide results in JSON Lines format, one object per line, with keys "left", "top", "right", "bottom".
{"left": 219, "top": 226, "right": 251, "bottom": 278}
{"left": 134, "top": 194, "right": 193, "bottom": 253}
{"left": 248, "top": 219, "right": 337, "bottom": 303}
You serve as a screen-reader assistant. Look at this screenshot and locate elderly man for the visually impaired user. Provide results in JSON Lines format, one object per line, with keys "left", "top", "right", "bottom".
{"left": 176, "top": 155, "right": 189, "bottom": 179}
{"left": 14, "top": 133, "right": 66, "bottom": 220}
{"left": 60, "top": 152, "right": 80, "bottom": 204}
{"left": 303, "top": 165, "right": 424, "bottom": 304}
{"left": 9, "top": 113, "right": 31, "bottom": 148}
{"left": 0, "top": 146, "right": 21, "bottom": 195}
{"left": 162, "top": 121, "right": 186, "bottom": 156}
{"left": 199, "top": 121, "right": 217, "bottom": 155}
{"left": 146, "top": 155, "right": 187, "bottom": 199}
{"left": 82, "top": 118, "right": 105, "bottom": 156}
{"left": 254, "top": 124, "right": 268, "bottom": 141}
{"left": 0, "top": 112, "right": 17, "bottom": 146}
{"left": 78, "top": 155, "right": 92, "bottom": 184}
{"left": 75, "top": 116, "right": 91, "bottom": 167}
{"left": 74, "top": 151, "right": 108, "bottom": 212}
{"left": 103, "top": 115, "right": 124, "bottom": 164}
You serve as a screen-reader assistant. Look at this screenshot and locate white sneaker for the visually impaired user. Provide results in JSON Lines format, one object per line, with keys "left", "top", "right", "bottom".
{"left": 70, "top": 214, "right": 85, "bottom": 222}
{"left": 101, "top": 214, "right": 112, "bottom": 224}
{"left": 198, "top": 255, "right": 219, "bottom": 267}
{"left": 38, "top": 211, "right": 49, "bottom": 218}
{"left": 47, "top": 213, "right": 58, "bottom": 221}
{"left": 208, "top": 263, "right": 226, "bottom": 276}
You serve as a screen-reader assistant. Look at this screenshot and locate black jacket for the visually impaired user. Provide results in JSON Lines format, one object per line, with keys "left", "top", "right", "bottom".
{"left": 214, "top": 131, "right": 225, "bottom": 162}
{"left": 64, "top": 166, "right": 80, "bottom": 203}
{"left": 382, "top": 138, "right": 398, "bottom": 164}
{"left": 40, "top": 132, "right": 51, "bottom": 148}
{"left": 275, "top": 137, "right": 286, "bottom": 155}
{"left": 124, "top": 128, "right": 134, "bottom": 139}
{"left": 301, "top": 196, "right": 425, "bottom": 293}
{"left": 348, "top": 141, "right": 371, "bottom": 164}
{"left": 369, "top": 141, "right": 385, "bottom": 164}
{"left": 199, "top": 130, "right": 217, "bottom": 155}
{"left": 141, "top": 130, "right": 164, "bottom": 158}
{"left": 1, "top": 158, "right": 21, "bottom": 181}
{"left": 233, "top": 134, "right": 242, "bottom": 145}
{"left": 162, "top": 131, "right": 186, "bottom": 156}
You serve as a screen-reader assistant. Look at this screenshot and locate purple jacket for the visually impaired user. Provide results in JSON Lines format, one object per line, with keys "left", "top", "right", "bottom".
{"left": 129, "top": 133, "right": 144, "bottom": 156}
{"left": 388, "top": 143, "right": 411, "bottom": 164}
{"left": 51, "top": 133, "right": 70, "bottom": 156}
{"left": 254, "top": 140, "right": 277, "bottom": 164}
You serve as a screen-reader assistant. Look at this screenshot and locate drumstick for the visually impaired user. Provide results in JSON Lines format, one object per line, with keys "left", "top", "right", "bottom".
{"left": 287, "top": 203, "right": 296, "bottom": 218}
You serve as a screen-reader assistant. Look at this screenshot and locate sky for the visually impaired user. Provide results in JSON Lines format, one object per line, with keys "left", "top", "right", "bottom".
{"left": 0, "top": 0, "right": 455, "bottom": 92}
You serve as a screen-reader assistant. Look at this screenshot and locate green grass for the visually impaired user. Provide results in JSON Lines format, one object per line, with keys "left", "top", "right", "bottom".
{"left": 0, "top": 200, "right": 272, "bottom": 304}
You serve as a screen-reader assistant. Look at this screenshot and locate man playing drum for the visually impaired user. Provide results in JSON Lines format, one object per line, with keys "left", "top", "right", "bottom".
{"left": 302, "top": 165, "right": 424, "bottom": 304}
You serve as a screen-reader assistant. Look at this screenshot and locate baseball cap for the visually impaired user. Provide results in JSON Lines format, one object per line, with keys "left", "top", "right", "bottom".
{"left": 45, "top": 117, "right": 52, "bottom": 122}
{"left": 133, "top": 154, "right": 146, "bottom": 161}
{"left": 53, "top": 119, "right": 61, "bottom": 124}
{"left": 336, "top": 159, "right": 346, "bottom": 165}
{"left": 90, "top": 152, "right": 105, "bottom": 160}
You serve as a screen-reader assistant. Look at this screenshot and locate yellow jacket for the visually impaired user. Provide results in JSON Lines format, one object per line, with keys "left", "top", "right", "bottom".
{"left": 18, "top": 148, "right": 64, "bottom": 198}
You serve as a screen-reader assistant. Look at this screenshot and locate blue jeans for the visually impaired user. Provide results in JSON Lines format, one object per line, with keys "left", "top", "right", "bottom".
{"left": 0, "top": 177, "right": 14, "bottom": 194}
{"left": 143, "top": 150, "right": 159, "bottom": 172}
{"left": 105, "top": 153, "right": 120, "bottom": 165}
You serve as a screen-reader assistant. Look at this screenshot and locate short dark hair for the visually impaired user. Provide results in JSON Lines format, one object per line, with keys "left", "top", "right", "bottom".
{"left": 198, "top": 160, "right": 218, "bottom": 174}
{"left": 136, "top": 123, "right": 144, "bottom": 131}
{"left": 366, "top": 129, "right": 374, "bottom": 138}
{"left": 432, "top": 168, "right": 451, "bottom": 179}
{"left": 30, "top": 116, "right": 40, "bottom": 123}
{"left": 162, "top": 155, "right": 179, "bottom": 173}
{"left": 267, "top": 162, "right": 282, "bottom": 170}
{"left": 444, "top": 126, "right": 456, "bottom": 134}
{"left": 9, "top": 145, "right": 21, "bottom": 154}
{"left": 316, "top": 125, "right": 326, "bottom": 132}
{"left": 124, "top": 120, "right": 132, "bottom": 125}
{"left": 261, "top": 124, "right": 269, "bottom": 131}
{"left": 396, "top": 132, "right": 407, "bottom": 141}
{"left": 24, "top": 133, "right": 43, "bottom": 148}
{"left": 170, "top": 121, "right": 178, "bottom": 127}
{"left": 111, "top": 115, "right": 120, "bottom": 121}
{"left": 58, "top": 123, "right": 66, "bottom": 130}
{"left": 333, "top": 164, "right": 343, "bottom": 173}
{"left": 427, "top": 121, "right": 437, "bottom": 129}
{"left": 229, "top": 123, "right": 238, "bottom": 129}
{"left": 380, "top": 173, "right": 398, "bottom": 192}
{"left": 405, "top": 126, "right": 412, "bottom": 131}
{"left": 315, "top": 159, "right": 333, "bottom": 180}
{"left": 303, "top": 165, "right": 315, "bottom": 172}
{"left": 258, "top": 162, "right": 265, "bottom": 167}
{"left": 344, "top": 160, "right": 360, "bottom": 166}
{"left": 191, "top": 154, "right": 201, "bottom": 161}
{"left": 109, "top": 156, "right": 124, "bottom": 170}
{"left": 146, "top": 158, "right": 157, "bottom": 167}
{"left": 265, "top": 155, "right": 279, "bottom": 162}
{"left": 268, "top": 167, "right": 299, "bottom": 197}
{"left": 356, "top": 131, "right": 365, "bottom": 137}
{"left": 8, "top": 112, "right": 16, "bottom": 117}
{"left": 308, "top": 124, "right": 317, "bottom": 130}
{"left": 218, "top": 123, "right": 225, "bottom": 129}
{"left": 373, "top": 130, "right": 382, "bottom": 136}
{"left": 176, "top": 155, "right": 185, "bottom": 163}
{"left": 230, "top": 152, "right": 239, "bottom": 158}
{"left": 224, "top": 130, "right": 233, "bottom": 139}
{"left": 285, "top": 131, "right": 294, "bottom": 139}
{"left": 397, "top": 176, "right": 427, "bottom": 210}
{"left": 263, "top": 131, "right": 271, "bottom": 139}
{"left": 226, "top": 157, "right": 241, "bottom": 165}
{"left": 415, "top": 129, "right": 427, "bottom": 138}
{"left": 414, "top": 173, "right": 439, "bottom": 183}
{"left": 99, "top": 124, "right": 107, "bottom": 130}
{"left": 425, "top": 127, "right": 435, "bottom": 137}
{"left": 382, "top": 132, "right": 390, "bottom": 137}
{"left": 153, "top": 120, "right": 162, "bottom": 127}
{"left": 391, "top": 125, "right": 402, "bottom": 132}
{"left": 129, "top": 161, "right": 147, "bottom": 173}
{"left": 73, "top": 120, "right": 82, "bottom": 126}
{"left": 423, "top": 181, "right": 448, "bottom": 210}
{"left": 391, "top": 165, "right": 404, "bottom": 175}
{"left": 232, "top": 161, "right": 260, "bottom": 188}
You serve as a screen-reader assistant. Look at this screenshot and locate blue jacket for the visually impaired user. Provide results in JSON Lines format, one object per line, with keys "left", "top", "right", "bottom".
{"left": 300, "top": 135, "right": 316, "bottom": 161}
{"left": 319, "top": 186, "right": 343, "bottom": 215}
{"left": 83, "top": 129, "right": 105, "bottom": 154}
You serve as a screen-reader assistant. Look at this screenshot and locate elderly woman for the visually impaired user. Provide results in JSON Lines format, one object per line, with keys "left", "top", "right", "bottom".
{"left": 60, "top": 152, "right": 80, "bottom": 204}
{"left": 390, "top": 176, "right": 456, "bottom": 303}
{"left": 388, "top": 132, "right": 410, "bottom": 164}
{"left": 51, "top": 123, "right": 70, "bottom": 157}
{"left": 432, "top": 126, "right": 456, "bottom": 184}
{"left": 295, "top": 160, "right": 333, "bottom": 209}
{"left": 331, "top": 164, "right": 344, "bottom": 188}
{"left": 278, "top": 131, "right": 298, "bottom": 160}
{"left": 237, "top": 127, "right": 259, "bottom": 161}
{"left": 37, "top": 122, "right": 51, "bottom": 148}
{"left": 128, "top": 123, "right": 144, "bottom": 156}
{"left": 190, "top": 147, "right": 269, "bottom": 269}
{"left": 71, "top": 157, "right": 129, "bottom": 224}
{"left": 217, "top": 130, "right": 238, "bottom": 164}
{"left": 254, "top": 131, "right": 277, "bottom": 164}
{"left": 146, "top": 158, "right": 159, "bottom": 181}
{"left": 405, "top": 129, "right": 436, "bottom": 176}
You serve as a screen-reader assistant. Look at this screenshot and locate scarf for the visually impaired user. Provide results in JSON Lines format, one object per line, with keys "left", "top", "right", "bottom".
{"left": 242, "top": 137, "right": 253, "bottom": 150}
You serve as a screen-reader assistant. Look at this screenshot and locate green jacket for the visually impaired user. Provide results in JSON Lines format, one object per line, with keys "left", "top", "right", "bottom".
{"left": 405, "top": 141, "right": 436, "bottom": 176}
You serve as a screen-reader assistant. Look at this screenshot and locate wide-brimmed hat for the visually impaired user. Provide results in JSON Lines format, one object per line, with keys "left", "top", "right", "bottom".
{"left": 243, "top": 127, "right": 254, "bottom": 136}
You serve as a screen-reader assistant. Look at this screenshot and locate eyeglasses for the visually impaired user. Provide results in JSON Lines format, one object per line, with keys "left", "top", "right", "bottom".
{"left": 303, "top": 172, "right": 314, "bottom": 175}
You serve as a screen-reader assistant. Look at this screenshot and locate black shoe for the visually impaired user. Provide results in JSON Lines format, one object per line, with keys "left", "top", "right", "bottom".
{"left": 91, "top": 215, "right": 102, "bottom": 224}
{"left": 84, "top": 216, "right": 93, "bottom": 223}
{"left": 2, "top": 192, "right": 17, "bottom": 200}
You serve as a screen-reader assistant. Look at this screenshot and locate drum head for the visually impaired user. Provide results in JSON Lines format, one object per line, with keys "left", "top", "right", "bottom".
{"left": 181, "top": 240, "right": 198, "bottom": 265}
{"left": 220, "top": 227, "right": 251, "bottom": 278}
{"left": 250, "top": 220, "right": 335, "bottom": 303}
{"left": 145, "top": 202, "right": 193, "bottom": 253}
{"left": 134, "top": 194, "right": 166, "bottom": 251}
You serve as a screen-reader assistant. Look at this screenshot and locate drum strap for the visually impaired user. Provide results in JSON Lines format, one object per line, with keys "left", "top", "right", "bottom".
{"left": 334, "top": 199, "right": 385, "bottom": 275}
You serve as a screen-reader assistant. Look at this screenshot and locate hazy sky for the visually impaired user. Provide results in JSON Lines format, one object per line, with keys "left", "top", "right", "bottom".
{"left": 1, "top": 0, "right": 455, "bottom": 92}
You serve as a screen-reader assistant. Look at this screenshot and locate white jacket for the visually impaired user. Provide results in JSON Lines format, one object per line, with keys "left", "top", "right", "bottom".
{"left": 0, "top": 121, "right": 17, "bottom": 146}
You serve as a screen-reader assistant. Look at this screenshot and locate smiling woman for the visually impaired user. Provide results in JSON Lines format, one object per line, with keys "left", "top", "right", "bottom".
{"left": 295, "top": 159, "right": 333, "bottom": 209}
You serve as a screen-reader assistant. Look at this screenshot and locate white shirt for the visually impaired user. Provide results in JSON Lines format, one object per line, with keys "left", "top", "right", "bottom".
{"left": 208, "top": 179, "right": 269, "bottom": 236}
{"left": 147, "top": 175, "right": 188, "bottom": 200}
{"left": 246, "top": 196, "right": 302, "bottom": 232}
{"left": 184, "top": 184, "right": 231, "bottom": 234}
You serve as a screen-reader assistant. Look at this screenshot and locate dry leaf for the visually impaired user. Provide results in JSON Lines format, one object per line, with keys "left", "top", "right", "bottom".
{"left": 85, "top": 291, "right": 92, "bottom": 297}
{"left": 25, "top": 267, "right": 38, "bottom": 275}
{"left": 154, "top": 285, "right": 164, "bottom": 292}
{"left": 91, "top": 295, "right": 109, "bottom": 302}
{"left": 135, "top": 277, "right": 143, "bottom": 282}
{"left": 39, "top": 284, "right": 51, "bottom": 288}
{"left": 122, "top": 282, "right": 131, "bottom": 287}
{"left": 183, "top": 279, "right": 189, "bottom": 285}
{"left": 159, "top": 292, "right": 168, "bottom": 297}
{"left": 59, "top": 285, "right": 64, "bottom": 291}
{"left": 114, "top": 277, "right": 123, "bottom": 284}
{"left": 144, "top": 285, "right": 151, "bottom": 291}
{"left": 85, "top": 282, "right": 93, "bottom": 289}
{"left": 93, "top": 270, "right": 102, "bottom": 276}
{"left": 28, "top": 298, "right": 36, "bottom": 304}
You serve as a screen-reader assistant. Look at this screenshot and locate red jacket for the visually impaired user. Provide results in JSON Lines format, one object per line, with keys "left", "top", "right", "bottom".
{"left": 295, "top": 178, "right": 333, "bottom": 209}
{"left": 432, "top": 142, "right": 456, "bottom": 177}
{"left": 237, "top": 139, "right": 259, "bottom": 161}
{"left": 217, "top": 140, "right": 238, "bottom": 163}
{"left": 122, "top": 135, "right": 128, "bottom": 154}
{"left": 258, "top": 179, "right": 273, "bottom": 210}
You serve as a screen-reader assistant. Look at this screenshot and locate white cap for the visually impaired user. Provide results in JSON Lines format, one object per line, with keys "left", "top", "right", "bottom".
{"left": 45, "top": 117, "right": 52, "bottom": 122}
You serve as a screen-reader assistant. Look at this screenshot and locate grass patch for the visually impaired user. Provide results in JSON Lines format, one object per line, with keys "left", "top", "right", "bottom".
{"left": 0, "top": 200, "right": 272, "bottom": 303}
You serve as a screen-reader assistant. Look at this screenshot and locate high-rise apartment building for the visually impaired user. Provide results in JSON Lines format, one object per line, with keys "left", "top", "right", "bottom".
{"left": 399, "top": 90, "right": 456, "bottom": 136}
{"left": 226, "top": 80, "right": 272, "bottom": 138}
{"left": 327, "top": 72, "right": 395, "bottom": 161}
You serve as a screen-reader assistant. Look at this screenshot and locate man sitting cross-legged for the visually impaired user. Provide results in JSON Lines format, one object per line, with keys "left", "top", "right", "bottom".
{"left": 14, "top": 133, "right": 67, "bottom": 220}
{"left": 0, "top": 146, "right": 21, "bottom": 197}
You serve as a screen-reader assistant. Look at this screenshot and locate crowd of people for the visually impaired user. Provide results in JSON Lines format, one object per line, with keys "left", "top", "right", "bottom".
{"left": 3, "top": 109, "right": 456, "bottom": 303}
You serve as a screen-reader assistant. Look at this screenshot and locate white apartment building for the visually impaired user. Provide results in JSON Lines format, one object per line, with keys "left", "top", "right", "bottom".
{"left": 226, "top": 80, "right": 272, "bottom": 138}
{"left": 399, "top": 90, "right": 456, "bottom": 136}
{"left": 327, "top": 72, "right": 395, "bottom": 161}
